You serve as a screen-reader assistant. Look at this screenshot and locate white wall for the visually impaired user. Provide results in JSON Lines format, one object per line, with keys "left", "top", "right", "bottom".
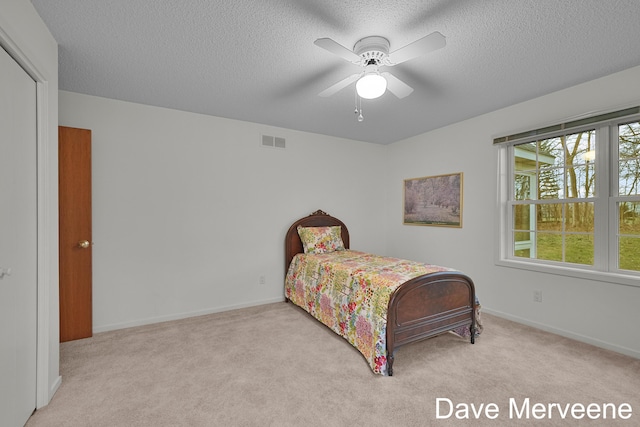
{"left": 59, "top": 91, "right": 387, "bottom": 332}
{"left": 386, "top": 65, "right": 640, "bottom": 358}
{"left": 59, "top": 65, "right": 640, "bottom": 359}
{"left": 0, "top": 0, "right": 60, "bottom": 407}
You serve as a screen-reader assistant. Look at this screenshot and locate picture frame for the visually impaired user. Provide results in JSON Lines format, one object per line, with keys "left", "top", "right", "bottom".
{"left": 403, "top": 172, "right": 463, "bottom": 227}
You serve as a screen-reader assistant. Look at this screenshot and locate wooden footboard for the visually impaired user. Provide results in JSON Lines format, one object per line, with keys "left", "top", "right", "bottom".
{"left": 386, "top": 272, "right": 476, "bottom": 376}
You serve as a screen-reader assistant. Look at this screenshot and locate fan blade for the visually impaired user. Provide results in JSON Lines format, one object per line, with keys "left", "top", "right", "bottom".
{"left": 387, "top": 31, "right": 446, "bottom": 65}
{"left": 318, "top": 73, "right": 361, "bottom": 97}
{"left": 314, "top": 38, "right": 361, "bottom": 63}
{"left": 381, "top": 72, "right": 414, "bottom": 99}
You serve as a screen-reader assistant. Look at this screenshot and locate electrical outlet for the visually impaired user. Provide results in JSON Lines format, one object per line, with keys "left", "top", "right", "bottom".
{"left": 259, "top": 275, "right": 266, "bottom": 285}
{"left": 533, "top": 290, "right": 543, "bottom": 303}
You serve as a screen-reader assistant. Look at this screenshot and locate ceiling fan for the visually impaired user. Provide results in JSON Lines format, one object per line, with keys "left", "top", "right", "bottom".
{"left": 314, "top": 32, "right": 446, "bottom": 100}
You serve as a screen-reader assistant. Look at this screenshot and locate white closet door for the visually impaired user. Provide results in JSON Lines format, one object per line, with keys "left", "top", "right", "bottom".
{"left": 0, "top": 46, "right": 38, "bottom": 426}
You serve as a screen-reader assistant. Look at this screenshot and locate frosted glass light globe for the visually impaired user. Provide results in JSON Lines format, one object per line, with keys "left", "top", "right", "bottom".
{"left": 356, "top": 73, "right": 387, "bottom": 99}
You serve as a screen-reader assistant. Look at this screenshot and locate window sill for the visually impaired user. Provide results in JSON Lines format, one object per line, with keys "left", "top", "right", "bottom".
{"left": 495, "top": 258, "right": 640, "bottom": 288}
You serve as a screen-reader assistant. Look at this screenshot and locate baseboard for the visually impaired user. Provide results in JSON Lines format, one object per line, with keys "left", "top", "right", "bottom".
{"left": 483, "top": 307, "right": 640, "bottom": 360}
{"left": 93, "top": 297, "right": 285, "bottom": 333}
{"left": 48, "top": 376, "right": 62, "bottom": 406}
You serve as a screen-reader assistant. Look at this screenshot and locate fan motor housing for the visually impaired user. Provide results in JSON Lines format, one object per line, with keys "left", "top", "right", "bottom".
{"left": 353, "top": 36, "right": 390, "bottom": 65}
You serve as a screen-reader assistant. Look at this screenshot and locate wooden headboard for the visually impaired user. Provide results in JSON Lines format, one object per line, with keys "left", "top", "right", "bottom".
{"left": 284, "top": 210, "right": 350, "bottom": 273}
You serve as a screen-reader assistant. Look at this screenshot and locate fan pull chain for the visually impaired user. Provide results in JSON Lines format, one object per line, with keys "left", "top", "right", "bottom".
{"left": 354, "top": 89, "right": 364, "bottom": 122}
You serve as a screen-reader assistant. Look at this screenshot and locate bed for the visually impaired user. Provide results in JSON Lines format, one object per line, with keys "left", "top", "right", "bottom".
{"left": 284, "top": 210, "right": 480, "bottom": 376}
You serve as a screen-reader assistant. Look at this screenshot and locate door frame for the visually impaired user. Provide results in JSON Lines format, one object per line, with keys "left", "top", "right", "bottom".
{"left": 0, "top": 25, "right": 60, "bottom": 407}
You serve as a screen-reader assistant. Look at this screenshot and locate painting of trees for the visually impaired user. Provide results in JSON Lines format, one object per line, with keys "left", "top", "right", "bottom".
{"left": 404, "top": 173, "right": 462, "bottom": 227}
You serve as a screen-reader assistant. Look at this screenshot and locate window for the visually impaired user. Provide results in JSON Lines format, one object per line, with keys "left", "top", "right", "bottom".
{"left": 617, "top": 121, "right": 640, "bottom": 271}
{"left": 496, "top": 107, "right": 640, "bottom": 284}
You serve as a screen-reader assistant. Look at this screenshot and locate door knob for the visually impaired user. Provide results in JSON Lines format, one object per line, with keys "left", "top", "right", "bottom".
{"left": 78, "top": 240, "right": 91, "bottom": 249}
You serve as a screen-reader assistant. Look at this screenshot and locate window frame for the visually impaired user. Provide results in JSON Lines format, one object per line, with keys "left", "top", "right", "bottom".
{"left": 495, "top": 109, "right": 640, "bottom": 288}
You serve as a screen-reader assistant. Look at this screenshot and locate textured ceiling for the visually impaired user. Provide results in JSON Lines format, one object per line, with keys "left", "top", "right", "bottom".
{"left": 31, "top": 0, "right": 640, "bottom": 144}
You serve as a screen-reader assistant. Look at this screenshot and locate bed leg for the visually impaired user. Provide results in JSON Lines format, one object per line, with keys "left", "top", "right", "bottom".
{"left": 470, "top": 323, "right": 475, "bottom": 344}
{"left": 387, "top": 353, "right": 394, "bottom": 376}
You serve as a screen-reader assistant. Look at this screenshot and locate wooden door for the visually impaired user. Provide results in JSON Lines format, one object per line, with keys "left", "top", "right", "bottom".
{"left": 0, "top": 45, "right": 38, "bottom": 427}
{"left": 59, "top": 126, "right": 93, "bottom": 342}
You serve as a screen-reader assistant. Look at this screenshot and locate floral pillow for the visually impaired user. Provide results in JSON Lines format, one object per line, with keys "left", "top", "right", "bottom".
{"left": 297, "top": 225, "right": 345, "bottom": 254}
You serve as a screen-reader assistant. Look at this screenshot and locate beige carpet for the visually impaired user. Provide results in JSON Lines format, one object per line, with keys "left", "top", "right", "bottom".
{"left": 27, "top": 302, "right": 639, "bottom": 426}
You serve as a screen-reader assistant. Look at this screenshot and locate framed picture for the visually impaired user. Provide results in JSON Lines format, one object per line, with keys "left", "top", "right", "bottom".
{"left": 403, "top": 172, "right": 463, "bottom": 227}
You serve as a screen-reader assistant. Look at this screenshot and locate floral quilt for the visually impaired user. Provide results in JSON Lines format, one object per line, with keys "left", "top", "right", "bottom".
{"left": 285, "top": 250, "right": 478, "bottom": 375}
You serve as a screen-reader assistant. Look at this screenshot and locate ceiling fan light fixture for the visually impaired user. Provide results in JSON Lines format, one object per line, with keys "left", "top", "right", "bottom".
{"left": 356, "top": 72, "right": 387, "bottom": 99}
{"left": 315, "top": 32, "right": 445, "bottom": 102}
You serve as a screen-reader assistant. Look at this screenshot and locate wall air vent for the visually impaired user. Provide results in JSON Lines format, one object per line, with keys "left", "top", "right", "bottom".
{"left": 261, "top": 134, "right": 286, "bottom": 149}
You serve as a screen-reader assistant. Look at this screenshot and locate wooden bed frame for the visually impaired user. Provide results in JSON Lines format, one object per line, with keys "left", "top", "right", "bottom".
{"left": 284, "top": 210, "right": 476, "bottom": 376}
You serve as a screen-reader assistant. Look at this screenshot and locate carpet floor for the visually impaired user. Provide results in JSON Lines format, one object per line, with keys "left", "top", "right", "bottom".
{"left": 26, "top": 302, "right": 640, "bottom": 426}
